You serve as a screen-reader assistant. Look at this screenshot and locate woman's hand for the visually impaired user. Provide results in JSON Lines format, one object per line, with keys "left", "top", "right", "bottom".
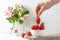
{"left": 33, "top": 0, "right": 60, "bottom": 17}
{"left": 33, "top": 3, "right": 45, "bottom": 17}
{"left": 33, "top": 0, "right": 51, "bottom": 17}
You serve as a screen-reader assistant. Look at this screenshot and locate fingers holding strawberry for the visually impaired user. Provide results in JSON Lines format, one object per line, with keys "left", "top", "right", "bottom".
{"left": 33, "top": 3, "right": 41, "bottom": 17}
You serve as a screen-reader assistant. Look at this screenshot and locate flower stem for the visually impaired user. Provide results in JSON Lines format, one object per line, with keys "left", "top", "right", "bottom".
{"left": 10, "top": 22, "right": 15, "bottom": 34}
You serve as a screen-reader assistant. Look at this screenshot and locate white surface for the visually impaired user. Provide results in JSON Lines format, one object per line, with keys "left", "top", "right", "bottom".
{"left": 0, "top": 0, "right": 60, "bottom": 36}
{"left": 0, "top": 33, "right": 27, "bottom": 40}
{"left": 0, "top": 34, "right": 23, "bottom": 40}
{"left": 0, "top": 33, "right": 60, "bottom": 40}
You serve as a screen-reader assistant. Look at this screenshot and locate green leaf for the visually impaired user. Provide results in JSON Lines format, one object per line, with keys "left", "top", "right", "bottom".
{"left": 11, "top": 27, "right": 13, "bottom": 30}
{"left": 14, "top": 14, "right": 20, "bottom": 19}
{"left": 6, "top": 18, "right": 15, "bottom": 23}
{"left": 13, "top": 9, "right": 20, "bottom": 20}
{"left": 19, "top": 20, "right": 24, "bottom": 24}
{"left": 20, "top": 10, "right": 29, "bottom": 17}
{"left": 13, "top": 9, "right": 19, "bottom": 14}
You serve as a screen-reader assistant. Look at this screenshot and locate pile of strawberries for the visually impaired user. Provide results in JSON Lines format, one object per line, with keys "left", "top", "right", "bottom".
{"left": 20, "top": 16, "right": 45, "bottom": 38}
{"left": 14, "top": 16, "right": 45, "bottom": 38}
{"left": 14, "top": 29, "right": 32, "bottom": 38}
{"left": 31, "top": 16, "right": 45, "bottom": 30}
{"left": 21, "top": 31, "right": 32, "bottom": 38}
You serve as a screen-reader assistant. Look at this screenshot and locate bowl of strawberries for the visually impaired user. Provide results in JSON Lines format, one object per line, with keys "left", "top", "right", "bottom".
{"left": 30, "top": 17, "right": 45, "bottom": 36}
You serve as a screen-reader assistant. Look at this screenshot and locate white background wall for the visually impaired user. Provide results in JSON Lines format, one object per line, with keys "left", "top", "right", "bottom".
{"left": 0, "top": 0, "right": 60, "bottom": 34}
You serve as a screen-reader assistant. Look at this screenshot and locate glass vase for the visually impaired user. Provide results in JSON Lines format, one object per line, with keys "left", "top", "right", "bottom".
{"left": 11, "top": 21, "right": 26, "bottom": 36}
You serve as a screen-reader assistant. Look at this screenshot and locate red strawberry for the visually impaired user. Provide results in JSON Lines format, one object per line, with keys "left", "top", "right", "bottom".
{"left": 14, "top": 29, "right": 18, "bottom": 33}
{"left": 31, "top": 25, "right": 39, "bottom": 30}
{"left": 27, "top": 31, "right": 32, "bottom": 36}
{"left": 39, "top": 23, "right": 45, "bottom": 30}
{"left": 21, "top": 33, "right": 25, "bottom": 38}
{"left": 36, "top": 17, "right": 40, "bottom": 24}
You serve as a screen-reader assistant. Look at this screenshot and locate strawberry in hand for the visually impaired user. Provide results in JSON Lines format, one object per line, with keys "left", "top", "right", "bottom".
{"left": 35, "top": 17, "right": 40, "bottom": 24}
{"left": 39, "top": 23, "right": 45, "bottom": 30}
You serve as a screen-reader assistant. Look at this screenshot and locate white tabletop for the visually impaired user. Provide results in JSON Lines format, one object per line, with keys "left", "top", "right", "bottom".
{"left": 0, "top": 33, "right": 60, "bottom": 40}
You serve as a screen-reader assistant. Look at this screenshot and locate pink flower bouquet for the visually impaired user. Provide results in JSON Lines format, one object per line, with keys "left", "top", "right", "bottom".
{"left": 5, "top": 4, "right": 29, "bottom": 36}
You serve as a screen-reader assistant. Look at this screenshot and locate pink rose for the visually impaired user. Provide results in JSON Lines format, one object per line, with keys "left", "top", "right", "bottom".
{"left": 5, "top": 6, "right": 13, "bottom": 18}
{"left": 5, "top": 10, "right": 12, "bottom": 18}
{"left": 8, "top": 7, "right": 13, "bottom": 13}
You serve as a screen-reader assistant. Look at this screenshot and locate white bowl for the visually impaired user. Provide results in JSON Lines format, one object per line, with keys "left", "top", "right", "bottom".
{"left": 30, "top": 30, "right": 44, "bottom": 36}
